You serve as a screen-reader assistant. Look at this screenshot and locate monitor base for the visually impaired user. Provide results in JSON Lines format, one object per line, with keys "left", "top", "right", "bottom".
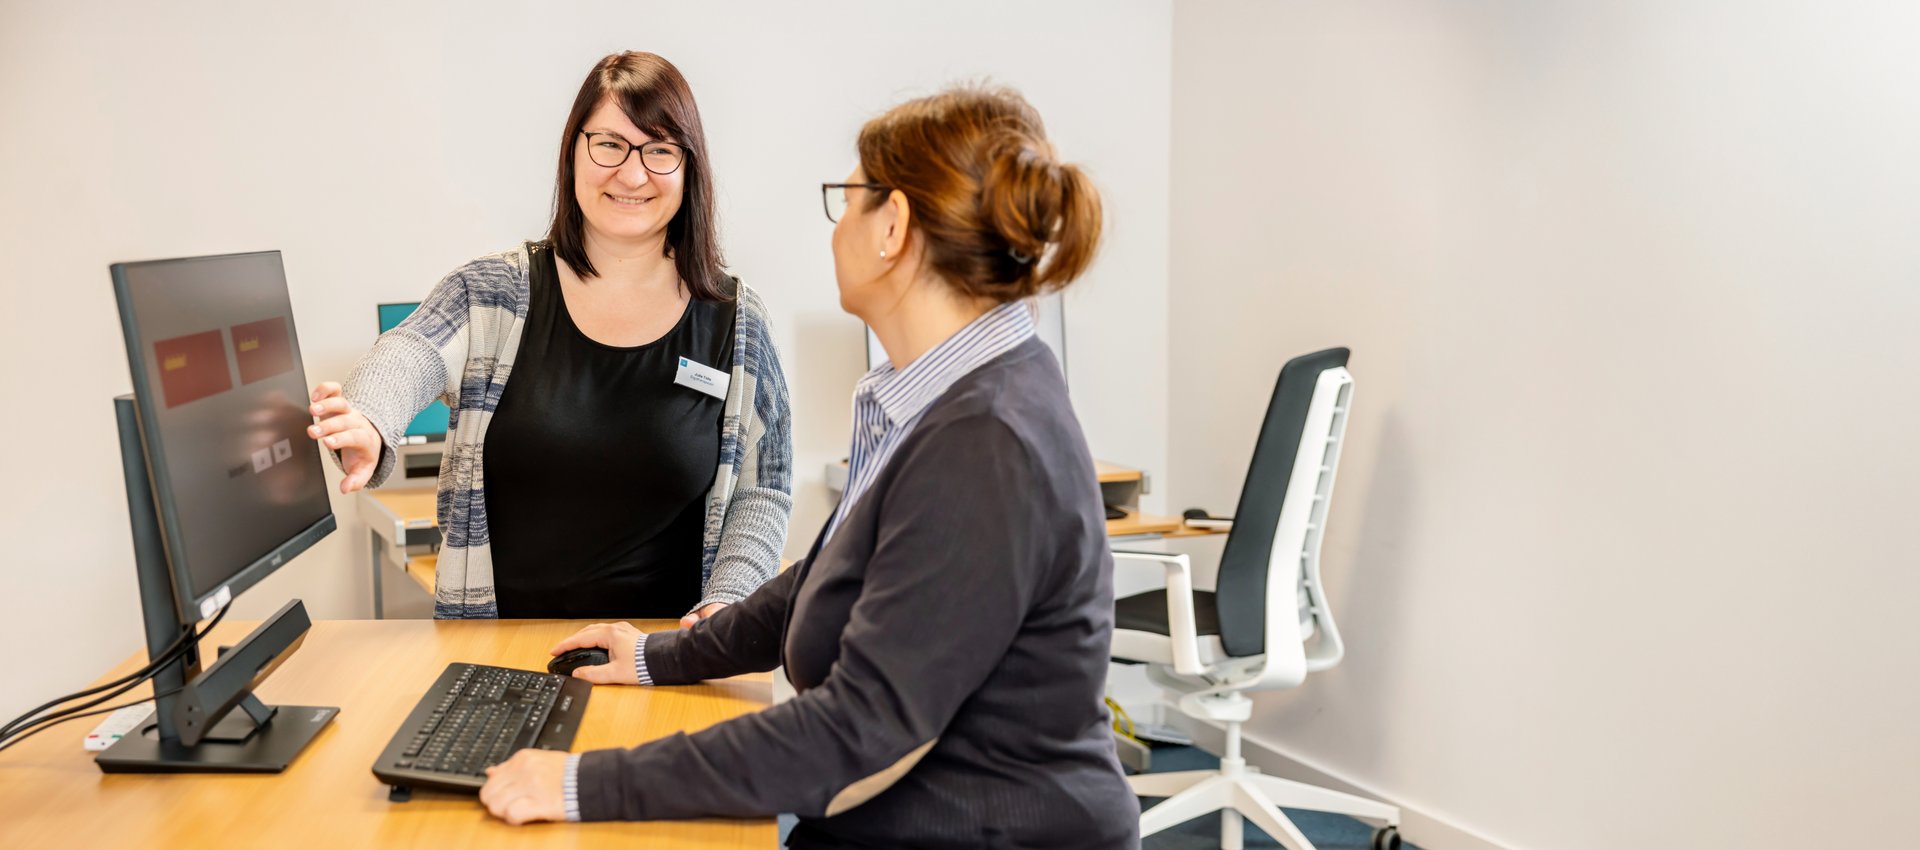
{"left": 95, "top": 705, "right": 337, "bottom": 774}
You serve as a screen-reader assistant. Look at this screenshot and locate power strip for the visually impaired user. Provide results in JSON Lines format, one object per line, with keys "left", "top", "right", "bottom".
{"left": 84, "top": 703, "right": 155, "bottom": 751}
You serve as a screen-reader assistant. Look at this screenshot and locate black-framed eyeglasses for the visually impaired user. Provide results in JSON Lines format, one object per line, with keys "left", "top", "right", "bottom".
{"left": 581, "top": 132, "right": 687, "bottom": 174}
{"left": 822, "top": 182, "right": 890, "bottom": 223}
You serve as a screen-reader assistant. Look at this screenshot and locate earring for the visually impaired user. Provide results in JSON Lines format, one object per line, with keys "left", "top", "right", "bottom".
{"left": 879, "top": 250, "right": 887, "bottom": 259}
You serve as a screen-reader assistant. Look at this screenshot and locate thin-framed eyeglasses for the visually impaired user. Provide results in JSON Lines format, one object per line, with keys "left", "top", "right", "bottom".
{"left": 581, "top": 132, "right": 687, "bottom": 174}
{"left": 821, "top": 182, "right": 890, "bottom": 223}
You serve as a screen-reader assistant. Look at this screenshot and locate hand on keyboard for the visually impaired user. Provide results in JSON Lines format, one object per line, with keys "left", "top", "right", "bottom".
{"left": 550, "top": 622, "right": 641, "bottom": 685}
{"left": 480, "top": 748, "right": 570, "bottom": 825}
{"left": 372, "top": 663, "right": 591, "bottom": 795}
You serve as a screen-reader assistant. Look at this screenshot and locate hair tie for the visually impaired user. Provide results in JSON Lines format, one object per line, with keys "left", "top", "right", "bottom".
{"left": 1009, "top": 248, "right": 1035, "bottom": 265}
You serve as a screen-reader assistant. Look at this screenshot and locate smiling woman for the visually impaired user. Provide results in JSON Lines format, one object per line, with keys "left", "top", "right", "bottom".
{"left": 313, "top": 51, "right": 793, "bottom": 629}
{"left": 548, "top": 53, "right": 729, "bottom": 300}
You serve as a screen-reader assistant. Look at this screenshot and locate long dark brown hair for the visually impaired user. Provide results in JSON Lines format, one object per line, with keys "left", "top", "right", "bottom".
{"left": 546, "top": 51, "right": 730, "bottom": 301}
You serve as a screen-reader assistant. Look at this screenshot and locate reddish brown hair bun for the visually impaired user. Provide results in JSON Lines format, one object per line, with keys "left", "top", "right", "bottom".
{"left": 857, "top": 85, "right": 1102, "bottom": 302}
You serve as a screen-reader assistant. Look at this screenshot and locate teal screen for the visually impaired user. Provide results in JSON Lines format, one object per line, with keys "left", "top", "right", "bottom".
{"left": 375, "top": 303, "right": 451, "bottom": 439}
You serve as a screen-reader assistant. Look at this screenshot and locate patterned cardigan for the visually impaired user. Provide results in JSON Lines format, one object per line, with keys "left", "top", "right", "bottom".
{"left": 341, "top": 244, "right": 793, "bottom": 619}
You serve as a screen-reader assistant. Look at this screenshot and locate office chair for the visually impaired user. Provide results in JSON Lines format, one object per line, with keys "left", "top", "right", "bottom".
{"left": 1112, "top": 348, "right": 1402, "bottom": 850}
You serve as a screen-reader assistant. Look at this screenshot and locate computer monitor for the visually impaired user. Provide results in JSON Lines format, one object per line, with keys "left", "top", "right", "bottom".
{"left": 98, "top": 250, "right": 339, "bottom": 773}
{"left": 864, "top": 293, "right": 1069, "bottom": 384}
{"left": 375, "top": 302, "right": 450, "bottom": 444}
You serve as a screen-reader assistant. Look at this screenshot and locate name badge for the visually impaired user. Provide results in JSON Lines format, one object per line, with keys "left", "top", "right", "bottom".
{"left": 674, "top": 356, "right": 731, "bottom": 399}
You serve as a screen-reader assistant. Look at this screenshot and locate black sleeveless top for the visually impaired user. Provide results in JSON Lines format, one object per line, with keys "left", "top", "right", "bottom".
{"left": 484, "top": 243, "right": 733, "bottom": 618}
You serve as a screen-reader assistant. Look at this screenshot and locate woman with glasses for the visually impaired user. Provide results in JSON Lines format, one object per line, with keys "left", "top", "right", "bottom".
{"left": 482, "top": 85, "right": 1137, "bottom": 849}
{"left": 310, "top": 51, "right": 792, "bottom": 625}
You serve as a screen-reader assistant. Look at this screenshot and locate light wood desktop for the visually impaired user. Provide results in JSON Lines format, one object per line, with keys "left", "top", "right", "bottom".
{"left": 0, "top": 619, "right": 775, "bottom": 849}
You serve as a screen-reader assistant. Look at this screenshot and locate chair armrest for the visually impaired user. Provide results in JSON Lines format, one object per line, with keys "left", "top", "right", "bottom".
{"left": 1111, "top": 551, "right": 1204, "bottom": 675}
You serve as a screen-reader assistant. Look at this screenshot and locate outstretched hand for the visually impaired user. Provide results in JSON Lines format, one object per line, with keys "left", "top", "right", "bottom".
{"left": 308, "top": 382, "right": 382, "bottom": 493}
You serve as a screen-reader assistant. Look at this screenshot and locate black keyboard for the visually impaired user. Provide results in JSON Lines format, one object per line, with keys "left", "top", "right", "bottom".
{"left": 372, "top": 662, "right": 591, "bottom": 794}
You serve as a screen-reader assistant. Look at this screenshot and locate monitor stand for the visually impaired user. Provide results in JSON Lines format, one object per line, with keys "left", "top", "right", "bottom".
{"left": 95, "top": 395, "right": 337, "bottom": 774}
{"left": 96, "top": 697, "right": 338, "bottom": 774}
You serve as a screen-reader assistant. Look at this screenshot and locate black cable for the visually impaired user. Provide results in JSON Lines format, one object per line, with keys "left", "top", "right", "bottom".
{"left": 3, "top": 616, "right": 204, "bottom": 730}
{"left": 0, "top": 627, "right": 201, "bottom": 749}
{"left": 0, "top": 603, "right": 230, "bottom": 743}
{"left": 0, "top": 628, "right": 193, "bottom": 741}
{"left": 0, "top": 687, "right": 183, "bottom": 755}
{"left": 0, "top": 662, "right": 175, "bottom": 748}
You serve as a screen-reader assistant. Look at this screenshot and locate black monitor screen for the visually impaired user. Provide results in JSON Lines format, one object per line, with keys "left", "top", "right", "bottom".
{"left": 113, "top": 252, "right": 332, "bottom": 611}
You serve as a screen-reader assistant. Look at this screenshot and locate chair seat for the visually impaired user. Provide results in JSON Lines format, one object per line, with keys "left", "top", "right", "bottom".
{"left": 1111, "top": 628, "right": 1228, "bottom": 668}
{"left": 1114, "top": 589, "right": 1222, "bottom": 636}
{"left": 1111, "top": 589, "right": 1229, "bottom": 668}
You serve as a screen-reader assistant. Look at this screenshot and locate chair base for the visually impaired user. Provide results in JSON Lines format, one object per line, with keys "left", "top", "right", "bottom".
{"left": 1133, "top": 763, "right": 1399, "bottom": 850}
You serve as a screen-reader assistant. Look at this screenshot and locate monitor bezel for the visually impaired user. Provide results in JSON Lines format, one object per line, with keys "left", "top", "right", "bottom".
{"left": 112, "top": 251, "right": 336, "bottom": 625}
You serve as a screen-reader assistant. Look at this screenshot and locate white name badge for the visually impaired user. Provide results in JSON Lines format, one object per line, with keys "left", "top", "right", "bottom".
{"left": 674, "top": 356, "right": 731, "bottom": 399}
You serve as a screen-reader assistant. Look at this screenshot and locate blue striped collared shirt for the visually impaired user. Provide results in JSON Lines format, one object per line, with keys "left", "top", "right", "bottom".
{"left": 563, "top": 752, "right": 583, "bottom": 820}
{"left": 563, "top": 635, "right": 655, "bottom": 820}
{"left": 827, "top": 301, "right": 1038, "bottom": 542}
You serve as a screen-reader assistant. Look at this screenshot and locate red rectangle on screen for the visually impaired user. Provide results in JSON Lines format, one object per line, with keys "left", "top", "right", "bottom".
{"left": 153, "top": 330, "right": 232, "bottom": 409}
{"left": 231, "top": 316, "right": 293, "bottom": 385}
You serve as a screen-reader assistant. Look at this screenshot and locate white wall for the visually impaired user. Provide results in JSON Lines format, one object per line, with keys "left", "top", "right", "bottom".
{"left": 1170, "top": 2, "right": 1920, "bottom": 849}
{"left": 0, "top": 0, "right": 1169, "bottom": 724}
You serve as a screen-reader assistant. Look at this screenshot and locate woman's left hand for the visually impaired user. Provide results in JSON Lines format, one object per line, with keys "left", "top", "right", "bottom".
{"left": 679, "top": 602, "right": 728, "bottom": 629}
{"left": 479, "top": 748, "right": 570, "bottom": 825}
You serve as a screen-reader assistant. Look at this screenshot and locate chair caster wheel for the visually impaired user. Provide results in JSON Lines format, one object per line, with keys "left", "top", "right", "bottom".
{"left": 1372, "top": 825, "right": 1402, "bottom": 850}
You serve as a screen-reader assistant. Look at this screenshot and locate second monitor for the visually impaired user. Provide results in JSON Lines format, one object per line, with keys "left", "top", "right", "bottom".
{"left": 375, "top": 302, "right": 452, "bottom": 484}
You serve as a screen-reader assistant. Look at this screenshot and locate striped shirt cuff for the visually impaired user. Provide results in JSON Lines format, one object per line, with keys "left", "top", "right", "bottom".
{"left": 562, "top": 752, "right": 583, "bottom": 822}
{"left": 633, "top": 632, "right": 653, "bottom": 686}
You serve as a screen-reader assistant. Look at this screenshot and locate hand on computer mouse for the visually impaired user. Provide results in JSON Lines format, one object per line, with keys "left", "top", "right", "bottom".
{"left": 549, "top": 622, "right": 640, "bottom": 685}
{"left": 547, "top": 646, "right": 609, "bottom": 677}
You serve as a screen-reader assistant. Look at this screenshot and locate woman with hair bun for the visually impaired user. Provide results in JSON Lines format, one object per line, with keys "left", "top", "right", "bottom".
{"left": 486, "top": 85, "right": 1136, "bottom": 850}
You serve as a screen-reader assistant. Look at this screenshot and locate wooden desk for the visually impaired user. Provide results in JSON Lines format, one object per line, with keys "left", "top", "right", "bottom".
{"left": 1104, "top": 510, "right": 1184, "bottom": 538}
{"left": 0, "top": 619, "right": 774, "bottom": 848}
{"left": 1094, "top": 459, "right": 1141, "bottom": 485}
{"left": 359, "top": 489, "right": 439, "bottom": 618}
{"left": 405, "top": 554, "right": 438, "bottom": 595}
{"left": 1095, "top": 461, "right": 1228, "bottom": 542}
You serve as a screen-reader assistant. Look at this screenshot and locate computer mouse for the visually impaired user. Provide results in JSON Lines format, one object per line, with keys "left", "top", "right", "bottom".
{"left": 1182, "top": 507, "right": 1234, "bottom": 529}
{"left": 547, "top": 647, "right": 609, "bottom": 677}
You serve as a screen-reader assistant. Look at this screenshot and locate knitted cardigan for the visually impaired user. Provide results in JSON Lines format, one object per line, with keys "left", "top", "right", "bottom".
{"left": 342, "top": 244, "right": 793, "bottom": 618}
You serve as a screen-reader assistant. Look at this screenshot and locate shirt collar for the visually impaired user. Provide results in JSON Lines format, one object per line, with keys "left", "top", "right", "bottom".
{"left": 855, "top": 301, "right": 1037, "bottom": 427}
